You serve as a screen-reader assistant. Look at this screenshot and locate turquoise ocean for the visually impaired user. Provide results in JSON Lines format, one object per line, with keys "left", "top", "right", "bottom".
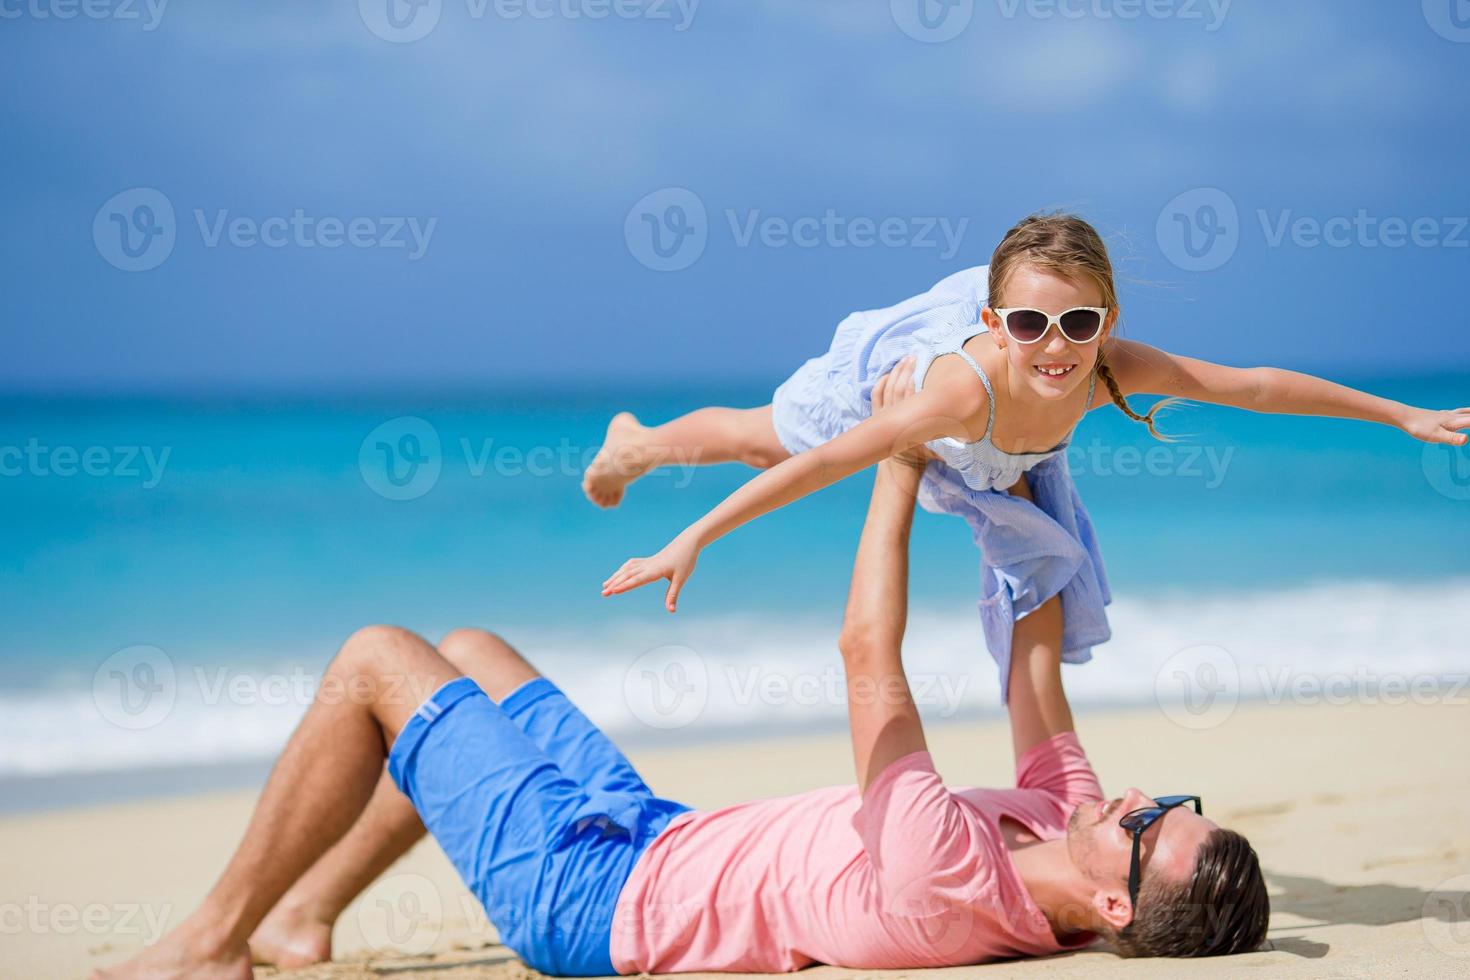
{"left": 3, "top": 373, "right": 1468, "bottom": 806}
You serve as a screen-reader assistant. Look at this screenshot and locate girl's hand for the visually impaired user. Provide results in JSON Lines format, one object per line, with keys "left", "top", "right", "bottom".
{"left": 872, "top": 356, "right": 937, "bottom": 469}
{"left": 1401, "top": 406, "right": 1470, "bottom": 446}
{"left": 601, "top": 531, "right": 701, "bottom": 612}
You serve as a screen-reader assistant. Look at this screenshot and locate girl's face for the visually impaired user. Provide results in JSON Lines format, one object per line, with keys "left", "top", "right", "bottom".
{"left": 982, "top": 264, "right": 1116, "bottom": 402}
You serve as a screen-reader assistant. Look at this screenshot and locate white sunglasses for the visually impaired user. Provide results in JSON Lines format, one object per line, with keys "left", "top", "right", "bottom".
{"left": 993, "top": 306, "right": 1108, "bottom": 345}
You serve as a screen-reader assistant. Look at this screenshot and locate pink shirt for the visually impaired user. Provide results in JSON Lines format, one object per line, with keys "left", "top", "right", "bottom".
{"left": 611, "top": 732, "right": 1103, "bottom": 974}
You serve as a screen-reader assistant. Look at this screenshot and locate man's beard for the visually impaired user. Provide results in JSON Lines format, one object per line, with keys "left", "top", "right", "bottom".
{"left": 1065, "top": 801, "right": 1095, "bottom": 867}
{"left": 1066, "top": 797, "right": 1123, "bottom": 879}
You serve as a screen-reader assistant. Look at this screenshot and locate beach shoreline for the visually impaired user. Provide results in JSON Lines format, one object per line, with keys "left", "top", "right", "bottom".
{"left": 5, "top": 697, "right": 1467, "bottom": 979}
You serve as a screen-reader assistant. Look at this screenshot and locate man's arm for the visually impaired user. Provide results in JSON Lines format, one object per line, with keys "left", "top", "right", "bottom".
{"left": 837, "top": 453, "right": 929, "bottom": 795}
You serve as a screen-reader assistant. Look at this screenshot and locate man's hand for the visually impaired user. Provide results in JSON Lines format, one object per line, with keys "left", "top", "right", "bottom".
{"left": 871, "top": 356, "right": 938, "bottom": 470}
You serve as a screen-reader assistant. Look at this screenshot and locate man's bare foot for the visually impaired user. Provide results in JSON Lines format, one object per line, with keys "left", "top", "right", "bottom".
{"left": 248, "top": 903, "right": 333, "bottom": 969}
{"left": 583, "top": 412, "right": 655, "bottom": 508}
{"left": 91, "top": 917, "right": 253, "bottom": 980}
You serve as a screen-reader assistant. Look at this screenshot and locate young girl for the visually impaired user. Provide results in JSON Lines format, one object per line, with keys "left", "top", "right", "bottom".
{"left": 587, "top": 213, "right": 1469, "bottom": 697}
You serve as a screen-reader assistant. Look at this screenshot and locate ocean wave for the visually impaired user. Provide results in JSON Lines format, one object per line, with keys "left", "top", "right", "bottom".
{"left": 3, "top": 579, "right": 1467, "bottom": 779}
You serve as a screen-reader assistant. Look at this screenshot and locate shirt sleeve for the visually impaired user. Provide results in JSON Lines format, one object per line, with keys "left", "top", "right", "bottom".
{"left": 1015, "top": 731, "right": 1103, "bottom": 807}
{"left": 852, "top": 750, "right": 997, "bottom": 916}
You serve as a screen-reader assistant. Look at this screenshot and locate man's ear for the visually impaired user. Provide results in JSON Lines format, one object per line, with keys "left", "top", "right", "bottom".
{"left": 1092, "top": 885, "right": 1134, "bottom": 932}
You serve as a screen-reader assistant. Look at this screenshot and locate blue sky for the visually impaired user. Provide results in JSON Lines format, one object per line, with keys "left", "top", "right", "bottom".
{"left": 3, "top": 0, "right": 1468, "bottom": 391}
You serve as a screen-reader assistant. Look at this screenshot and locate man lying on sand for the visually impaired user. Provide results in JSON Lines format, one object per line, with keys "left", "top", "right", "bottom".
{"left": 97, "top": 388, "right": 1269, "bottom": 979}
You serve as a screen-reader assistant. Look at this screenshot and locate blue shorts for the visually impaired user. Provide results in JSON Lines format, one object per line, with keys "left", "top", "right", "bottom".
{"left": 387, "top": 676, "right": 691, "bottom": 976}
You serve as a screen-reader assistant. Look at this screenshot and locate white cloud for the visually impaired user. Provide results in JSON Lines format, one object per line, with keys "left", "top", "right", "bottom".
{"left": 973, "top": 26, "right": 1143, "bottom": 112}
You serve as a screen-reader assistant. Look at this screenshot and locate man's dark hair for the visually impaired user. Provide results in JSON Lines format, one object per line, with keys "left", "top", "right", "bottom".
{"left": 1112, "top": 828, "right": 1269, "bottom": 957}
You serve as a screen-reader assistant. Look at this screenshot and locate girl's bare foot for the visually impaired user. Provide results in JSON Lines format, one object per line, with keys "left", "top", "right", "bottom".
{"left": 90, "top": 916, "right": 253, "bottom": 980}
{"left": 583, "top": 412, "right": 655, "bottom": 508}
{"left": 248, "top": 903, "right": 334, "bottom": 969}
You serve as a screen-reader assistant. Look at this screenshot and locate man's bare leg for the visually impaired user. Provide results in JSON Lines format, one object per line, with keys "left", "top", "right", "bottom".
{"left": 245, "top": 772, "right": 421, "bottom": 969}
{"left": 93, "top": 626, "right": 461, "bottom": 980}
{"left": 582, "top": 405, "right": 789, "bottom": 508}
{"left": 249, "top": 628, "right": 542, "bottom": 968}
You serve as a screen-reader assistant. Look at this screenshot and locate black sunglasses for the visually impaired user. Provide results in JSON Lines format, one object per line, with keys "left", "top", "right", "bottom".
{"left": 1120, "top": 795, "right": 1203, "bottom": 909}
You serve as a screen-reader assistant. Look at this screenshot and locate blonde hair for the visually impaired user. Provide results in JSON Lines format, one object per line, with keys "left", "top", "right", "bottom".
{"left": 988, "top": 212, "right": 1177, "bottom": 440}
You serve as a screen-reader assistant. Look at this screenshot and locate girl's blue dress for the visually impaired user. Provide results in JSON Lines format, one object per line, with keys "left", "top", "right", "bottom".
{"left": 770, "top": 265, "right": 1111, "bottom": 701}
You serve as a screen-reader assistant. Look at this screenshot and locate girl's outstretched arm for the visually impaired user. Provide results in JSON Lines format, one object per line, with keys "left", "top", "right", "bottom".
{"left": 1105, "top": 339, "right": 1470, "bottom": 445}
{"left": 601, "top": 362, "right": 985, "bottom": 611}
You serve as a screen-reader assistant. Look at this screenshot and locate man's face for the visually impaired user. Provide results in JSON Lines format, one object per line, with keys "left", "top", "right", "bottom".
{"left": 1066, "top": 787, "right": 1219, "bottom": 908}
